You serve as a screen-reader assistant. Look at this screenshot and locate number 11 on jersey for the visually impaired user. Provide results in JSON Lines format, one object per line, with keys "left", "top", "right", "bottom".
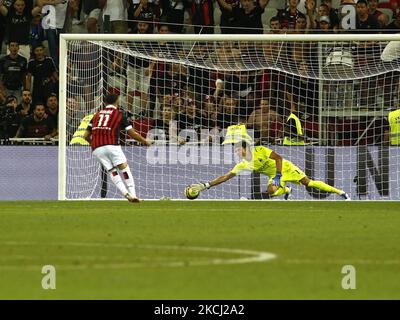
{"left": 98, "top": 114, "right": 110, "bottom": 127}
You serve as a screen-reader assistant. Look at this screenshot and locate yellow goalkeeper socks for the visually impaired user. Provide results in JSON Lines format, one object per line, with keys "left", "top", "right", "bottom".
{"left": 272, "top": 187, "right": 290, "bottom": 197}
{"left": 308, "top": 180, "right": 342, "bottom": 194}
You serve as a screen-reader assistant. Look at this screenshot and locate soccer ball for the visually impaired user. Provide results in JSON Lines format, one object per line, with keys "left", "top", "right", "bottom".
{"left": 184, "top": 186, "right": 199, "bottom": 200}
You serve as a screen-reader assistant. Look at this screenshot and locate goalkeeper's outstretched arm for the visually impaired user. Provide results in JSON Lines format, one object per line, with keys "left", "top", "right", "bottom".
{"left": 209, "top": 172, "right": 236, "bottom": 187}
{"left": 191, "top": 172, "right": 236, "bottom": 193}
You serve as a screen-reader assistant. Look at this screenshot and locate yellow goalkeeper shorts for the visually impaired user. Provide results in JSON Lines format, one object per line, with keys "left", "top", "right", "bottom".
{"left": 268, "top": 164, "right": 306, "bottom": 187}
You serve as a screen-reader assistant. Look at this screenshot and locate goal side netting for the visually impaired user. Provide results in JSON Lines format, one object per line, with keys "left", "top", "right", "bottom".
{"left": 59, "top": 34, "right": 400, "bottom": 201}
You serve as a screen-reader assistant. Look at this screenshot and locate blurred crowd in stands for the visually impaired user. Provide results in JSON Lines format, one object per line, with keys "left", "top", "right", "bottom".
{"left": 0, "top": 0, "right": 398, "bottom": 145}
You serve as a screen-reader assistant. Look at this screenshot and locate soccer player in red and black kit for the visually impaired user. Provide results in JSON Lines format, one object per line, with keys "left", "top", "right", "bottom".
{"left": 84, "top": 94, "right": 152, "bottom": 203}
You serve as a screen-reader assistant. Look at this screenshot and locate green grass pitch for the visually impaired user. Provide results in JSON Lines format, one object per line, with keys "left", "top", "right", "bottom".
{"left": 0, "top": 201, "right": 399, "bottom": 299}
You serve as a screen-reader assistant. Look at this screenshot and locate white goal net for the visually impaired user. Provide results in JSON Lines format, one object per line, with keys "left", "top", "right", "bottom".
{"left": 59, "top": 34, "right": 400, "bottom": 201}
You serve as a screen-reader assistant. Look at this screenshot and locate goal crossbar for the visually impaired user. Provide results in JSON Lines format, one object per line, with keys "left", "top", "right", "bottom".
{"left": 60, "top": 33, "right": 400, "bottom": 42}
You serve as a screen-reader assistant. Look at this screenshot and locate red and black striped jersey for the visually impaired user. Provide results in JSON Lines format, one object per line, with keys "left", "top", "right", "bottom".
{"left": 87, "top": 105, "right": 132, "bottom": 150}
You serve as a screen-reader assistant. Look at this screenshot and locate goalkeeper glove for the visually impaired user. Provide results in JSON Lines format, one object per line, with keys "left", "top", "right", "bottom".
{"left": 272, "top": 171, "right": 282, "bottom": 187}
{"left": 191, "top": 182, "right": 211, "bottom": 193}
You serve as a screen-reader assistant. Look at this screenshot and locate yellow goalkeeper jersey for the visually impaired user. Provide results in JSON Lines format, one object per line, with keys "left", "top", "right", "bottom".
{"left": 231, "top": 146, "right": 296, "bottom": 178}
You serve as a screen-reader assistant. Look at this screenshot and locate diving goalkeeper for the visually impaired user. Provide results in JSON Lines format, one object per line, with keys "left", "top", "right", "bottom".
{"left": 190, "top": 125, "right": 350, "bottom": 200}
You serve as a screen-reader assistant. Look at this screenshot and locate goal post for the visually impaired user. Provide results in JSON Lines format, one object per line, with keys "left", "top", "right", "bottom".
{"left": 58, "top": 34, "right": 68, "bottom": 201}
{"left": 58, "top": 33, "right": 400, "bottom": 201}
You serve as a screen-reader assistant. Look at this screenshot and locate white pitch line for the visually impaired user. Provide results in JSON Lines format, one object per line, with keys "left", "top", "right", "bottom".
{"left": 0, "top": 241, "right": 276, "bottom": 271}
{"left": 0, "top": 255, "right": 182, "bottom": 261}
{"left": 284, "top": 258, "right": 400, "bottom": 265}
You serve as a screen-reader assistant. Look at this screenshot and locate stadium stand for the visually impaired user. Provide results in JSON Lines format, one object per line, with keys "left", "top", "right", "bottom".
{"left": 0, "top": 0, "right": 397, "bottom": 147}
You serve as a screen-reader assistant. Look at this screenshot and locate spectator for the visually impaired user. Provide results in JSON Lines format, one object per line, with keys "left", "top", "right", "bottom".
{"left": 16, "top": 89, "right": 32, "bottom": 117}
{"left": 259, "top": 70, "right": 285, "bottom": 113}
{"left": 159, "top": 0, "right": 188, "bottom": 33}
{"left": 190, "top": 0, "right": 214, "bottom": 34}
{"left": 83, "top": 0, "right": 101, "bottom": 33}
{"left": 212, "top": 75, "right": 225, "bottom": 103}
{"left": 26, "top": 44, "right": 58, "bottom": 105}
{"left": 207, "top": 42, "right": 241, "bottom": 69}
{"left": 187, "top": 42, "right": 212, "bottom": 96}
{"left": 289, "top": 32, "right": 318, "bottom": 70}
{"left": 154, "top": 20, "right": 174, "bottom": 59}
{"left": 318, "top": 2, "right": 329, "bottom": 19}
{"left": 217, "top": 0, "right": 239, "bottom": 34}
{"left": 201, "top": 94, "right": 215, "bottom": 116}
{"left": 157, "top": 63, "right": 188, "bottom": 98}
{"left": 0, "top": 42, "right": 28, "bottom": 102}
{"left": 295, "top": 12, "right": 308, "bottom": 33}
{"left": 314, "top": 3, "right": 330, "bottom": 30}
{"left": 177, "top": 97, "right": 204, "bottom": 139}
{"left": 316, "top": 15, "right": 334, "bottom": 33}
{"left": 216, "top": 0, "right": 269, "bottom": 34}
{"left": 37, "top": 0, "right": 72, "bottom": 68}
{"left": 321, "top": 0, "right": 339, "bottom": 30}
{"left": 302, "top": 0, "right": 317, "bottom": 31}
{"left": 5, "top": 95, "right": 17, "bottom": 107}
{"left": 67, "top": 41, "right": 101, "bottom": 111}
{"left": 66, "top": 0, "right": 79, "bottom": 32}
{"left": 0, "top": 0, "right": 41, "bottom": 62}
{"left": 125, "top": 20, "right": 156, "bottom": 116}
{"left": 378, "top": 0, "right": 399, "bottom": 16}
{"left": 217, "top": 95, "right": 240, "bottom": 128}
{"left": 45, "top": 93, "right": 58, "bottom": 131}
{"left": 224, "top": 71, "right": 256, "bottom": 120}
{"left": 149, "top": 20, "right": 173, "bottom": 118}
{"left": 71, "top": 0, "right": 82, "bottom": 25}
{"left": 0, "top": 1, "right": 8, "bottom": 54}
{"left": 66, "top": 95, "right": 84, "bottom": 119}
{"left": 239, "top": 40, "right": 264, "bottom": 68}
{"left": 277, "top": 0, "right": 303, "bottom": 30}
{"left": 386, "top": 12, "right": 400, "bottom": 32}
{"left": 171, "top": 93, "right": 185, "bottom": 114}
{"left": 99, "top": 0, "right": 128, "bottom": 33}
{"left": 155, "top": 95, "right": 186, "bottom": 144}
{"left": 152, "top": 105, "right": 178, "bottom": 141}
{"left": 377, "top": 11, "right": 389, "bottom": 27}
{"left": 0, "top": 89, "right": 5, "bottom": 105}
{"left": 15, "top": 102, "right": 57, "bottom": 139}
{"left": 30, "top": 14, "right": 46, "bottom": 51}
{"left": 247, "top": 98, "right": 282, "bottom": 144}
{"left": 128, "top": 0, "right": 158, "bottom": 33}
{"left": 155, "top": 18, "right": 186, "bottom": 59}
{"left": 285, "top": 61, "right": 318, "bottom": 116}
{"left": 204, "top": 104, "right": 218, "bottom": 132}
{"left": 356, "top": 0, "right": 379, "bottom": 31}
{"left": 369, "top": 0, "right": 384, "bottom": 19}
{"left": 157, "top": 20, "right": 170, "bottom": 34}
{"left": 268, "top": 16, "right": 282, "bottom": 33}
{"left": 264, "top": 19, "right": 285, "bottom": 65}
{"left": 200, "top": 96, "right": 219, "bottom": 143}
{"left": 0, "top": 94, "right": 21, "bottom": 138}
